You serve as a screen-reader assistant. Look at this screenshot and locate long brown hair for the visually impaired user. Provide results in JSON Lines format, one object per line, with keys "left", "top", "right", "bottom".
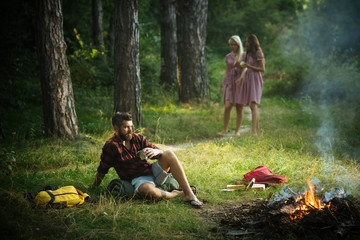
{"left": 245, "top": 34, "right": 265, "bottom": 64}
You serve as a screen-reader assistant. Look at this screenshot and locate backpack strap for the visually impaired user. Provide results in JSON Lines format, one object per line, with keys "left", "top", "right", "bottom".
{"left": 45, "top": 190, "right": 56, "bottom": 205}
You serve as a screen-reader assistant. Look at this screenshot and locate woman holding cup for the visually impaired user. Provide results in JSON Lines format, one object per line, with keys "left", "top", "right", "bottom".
{"left": 236, "top": 34, "right": 265, "bottom": 135}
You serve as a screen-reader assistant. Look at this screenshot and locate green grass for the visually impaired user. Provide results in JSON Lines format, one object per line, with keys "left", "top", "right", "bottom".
{"left": 1, "top": 97, "right": 360, "bottom": 239}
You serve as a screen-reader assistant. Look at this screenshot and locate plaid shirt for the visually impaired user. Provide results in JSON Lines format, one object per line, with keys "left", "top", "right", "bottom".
{"left": 97, "top": 133, "right": 159, "bottom": 182}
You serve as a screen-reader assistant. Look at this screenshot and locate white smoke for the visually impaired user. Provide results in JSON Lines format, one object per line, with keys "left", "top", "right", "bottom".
{"left": 282, "top": 0, "right": 360, "bottom": 194}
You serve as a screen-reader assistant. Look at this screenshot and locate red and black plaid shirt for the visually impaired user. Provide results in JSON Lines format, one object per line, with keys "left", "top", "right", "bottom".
{"left": 96, "top": 133, "right": 159, "bottom": 182}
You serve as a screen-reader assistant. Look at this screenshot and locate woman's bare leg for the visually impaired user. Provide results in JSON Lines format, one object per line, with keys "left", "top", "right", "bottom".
{"left": 235, "top": 104, "right": 244, "bottom": 135}
{"left": 249, "top": 102, "right": 259, "bottom": 135}
{"left": 218, "top": 100, "right": 232, "bottom": 135}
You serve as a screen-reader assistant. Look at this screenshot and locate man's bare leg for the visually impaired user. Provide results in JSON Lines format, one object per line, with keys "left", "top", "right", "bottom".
{"left": 157, "top": 150, "right": 202, "bottom": 206}
{"left": 138, "top": 182, "right": 183, "bottom": 199}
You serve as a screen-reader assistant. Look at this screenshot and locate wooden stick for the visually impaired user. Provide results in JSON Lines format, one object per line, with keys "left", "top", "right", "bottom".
{"left": 246, "top": 178, "right": 255, "bottom": 191}
{"left": 326, "top": 207, "right": 339, "bottom": 224}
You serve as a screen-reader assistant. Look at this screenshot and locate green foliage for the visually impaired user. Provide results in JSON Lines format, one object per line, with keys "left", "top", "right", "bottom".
{"left": 62, "top": 0, "right": 93, "bottom": 51}
{"left": 73, "top": 85, "right": 113, "bottom": 135}
{"left": 138, "top": 0, "right": 164, "bottom": 105}
{"left": 0, "top": 147, "right": 17, "bottom": 176}
{"left": 207, "top": 0, "right": 299, "bottom": 55}
{"left": 263, "top": 63, "right": 309, "bottom": 97}
{"left": 282, "top": 0, "right": 360, "bottom": 156}
{"left": 68, "top": 28, "right": 113, "bottom": 89}
{"left": 206, "top": 52, "right": 226, "bottom": 102}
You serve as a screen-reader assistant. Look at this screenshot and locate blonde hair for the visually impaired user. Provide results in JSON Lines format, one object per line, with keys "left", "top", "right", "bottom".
{"left": 229, "top": 35, "right": 244, "bottom": 64}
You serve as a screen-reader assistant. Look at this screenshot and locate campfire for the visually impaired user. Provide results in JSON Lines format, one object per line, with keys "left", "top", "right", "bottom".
{"left": 287, "top": 168, "right": 332, "bottom": 220}
{"left": 204, "top": 170, "right": 360, "bottom": 239}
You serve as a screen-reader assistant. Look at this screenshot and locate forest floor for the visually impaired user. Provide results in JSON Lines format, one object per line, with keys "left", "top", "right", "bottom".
{"left": 1, "top": 97, "right": 360, "bottom": 239}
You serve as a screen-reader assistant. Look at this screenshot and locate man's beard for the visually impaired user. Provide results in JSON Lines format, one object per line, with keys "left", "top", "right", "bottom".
{"left": 119, "top": 132, "right": 132, "bottom": 141}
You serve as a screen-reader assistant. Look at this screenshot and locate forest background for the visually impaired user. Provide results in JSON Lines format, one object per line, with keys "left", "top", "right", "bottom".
{"left": 1, "top": 0, "right": 360, "bottom": 239}
{"left": 1, "top": 0, "right": 359, "bottom": 158}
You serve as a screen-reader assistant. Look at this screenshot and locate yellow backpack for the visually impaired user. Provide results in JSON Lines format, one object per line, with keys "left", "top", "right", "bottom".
{"left": 34, "top": 186, "right": 90, "bottom": 209}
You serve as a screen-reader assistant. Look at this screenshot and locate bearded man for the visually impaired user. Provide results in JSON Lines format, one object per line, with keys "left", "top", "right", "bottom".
{"left": 92, "top": 112, "right": 203, "bottom": 208}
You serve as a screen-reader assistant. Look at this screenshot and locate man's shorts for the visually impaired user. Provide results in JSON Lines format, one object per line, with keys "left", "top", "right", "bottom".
{"left": 131, "top": 161, "right": 170, "bottom": 192}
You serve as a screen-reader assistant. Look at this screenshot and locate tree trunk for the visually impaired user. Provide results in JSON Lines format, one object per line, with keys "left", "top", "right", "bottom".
{"left": 160, "top": 0, "right": 177, "bottom": 88}
{"left": 108, "top": 7, "right": 115, "bottom": 59}
{"left": 176, "top": 0, "right": 208, "bottom": 103}
{"left": 92, "top": 0, "right": 106, "bottom": 62}
{"left": 35, "top": 0, "right": 79, "bottom": 139}
{"left": 113, "top": 0, "right": 141, "bottom": 126}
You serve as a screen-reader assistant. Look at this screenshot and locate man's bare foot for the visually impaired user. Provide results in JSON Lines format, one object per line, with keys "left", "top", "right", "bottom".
{"left": 184, "top": 197, "right": 203, "bottom": 208}
{"left": 235, "top": 131, "right": 240, "bottom": 136}
{"left": 169, "top": 189, "right": 184, "bottom": 198}
{"left": 218, "top": 130, "right": 227, "bottom": 136}
{"left": 176, "top": 185, "right": 197, "bottom": 195}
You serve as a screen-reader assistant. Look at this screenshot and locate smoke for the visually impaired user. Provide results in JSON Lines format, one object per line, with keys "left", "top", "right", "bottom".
{"left": 314, "top": 108, "right": 335, "bottom": 166}
{"left": 295, "top": 0, "right": 360, "bottom": 155}
{"left": 282, "top": 0, "right": 360, "bottom": 192}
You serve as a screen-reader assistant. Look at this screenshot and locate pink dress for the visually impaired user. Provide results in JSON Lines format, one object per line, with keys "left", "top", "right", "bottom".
{"left": 222, "top": 52, "right": 244, "bottom": 104}
{"left": 238, "top": 50, "right": 264, "bottom": 105}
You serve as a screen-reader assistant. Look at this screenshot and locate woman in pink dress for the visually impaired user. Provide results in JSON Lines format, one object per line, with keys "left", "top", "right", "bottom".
{"left": 218, "top": 35, "right": 245, "bottom": 136}
{"left": 236, "top": 34, "right": 265, "bottom": 135}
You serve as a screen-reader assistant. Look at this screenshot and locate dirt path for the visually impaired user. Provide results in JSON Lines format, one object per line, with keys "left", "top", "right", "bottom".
{"left": 157, "top": 125, "right": 250, "bottom": 151}
{"left": 159, "top": 107, "right": 252, "bottom": 151}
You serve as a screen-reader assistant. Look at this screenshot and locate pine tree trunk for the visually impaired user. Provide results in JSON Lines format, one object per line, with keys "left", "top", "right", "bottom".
{"left": 176, "top": 0, "right": 208, "bottom": 103}
{"left": 108, "top": 7, "right": 115, "bottom": 59}
{"left": 160, "top": 0, "right": 177, "bottom": 88}
{"left": 35, "top": 0, "right": 79, "bottom": 139}
{"left": 113, "top": 0, "right": 141, "bottom": 126}
{"left": 92, "top": 0, "right": 106, "bottom": 63}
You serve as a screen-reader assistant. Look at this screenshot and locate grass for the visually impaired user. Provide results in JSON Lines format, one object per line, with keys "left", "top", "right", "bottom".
{"left": 1, "top": 96, "right": 360, "bottom": 239}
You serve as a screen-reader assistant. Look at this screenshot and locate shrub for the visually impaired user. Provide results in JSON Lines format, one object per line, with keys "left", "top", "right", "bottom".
{"left": 68, "top": 28, "right": 113, "bottom": 89}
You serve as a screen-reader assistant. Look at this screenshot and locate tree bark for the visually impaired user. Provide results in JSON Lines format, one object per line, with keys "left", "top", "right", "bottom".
{"left": 35, "top": 0, "right": 79, "bottom": 139}
{"left": 108, "top": 7, "right": 115, "bottom": 59}
{"left": 92, "top": 0, "right": 106, "bottom": 62}
{"left": 160, "top": 0, "right": 177, "bottom": 88}
{"left": 113, "top": 0, "right": 141, "bottom": 126}
{"left": 176, "top": 0, "right": 208, "bottom": 103}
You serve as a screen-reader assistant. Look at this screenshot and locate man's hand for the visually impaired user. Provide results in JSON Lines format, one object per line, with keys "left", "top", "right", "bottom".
{"left": 143, "top": 148, "right": 164, "bottom": 159}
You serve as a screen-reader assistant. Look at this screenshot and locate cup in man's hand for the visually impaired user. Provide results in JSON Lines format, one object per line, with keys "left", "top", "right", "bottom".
{"left": 137, "top": 150, "right": 148, "bottom": 160}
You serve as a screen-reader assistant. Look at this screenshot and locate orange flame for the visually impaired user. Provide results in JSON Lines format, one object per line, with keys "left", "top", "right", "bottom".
{"left": 289, "top": 168, "right": 331, "bottom": 220}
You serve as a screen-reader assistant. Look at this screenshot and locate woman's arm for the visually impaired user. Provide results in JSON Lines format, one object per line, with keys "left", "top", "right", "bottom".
{"left": 244, "top": 59, "right": 265, "bottom": 72}
{"left": 221, "top": 65, "right": 230, "bottom": 91}
{"left": 224, "top": 65, "right": 229, "bottom": 77}
{"left": 236, "top": 68, "right": 247, "bottom": 86}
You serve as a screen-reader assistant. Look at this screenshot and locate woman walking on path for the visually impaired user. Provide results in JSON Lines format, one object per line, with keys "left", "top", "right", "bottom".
{"left": 218, "top": 35, "right": 245, "bottom": 136}
{"left": 236, "top": 34, "right": 265, "bottom": 135}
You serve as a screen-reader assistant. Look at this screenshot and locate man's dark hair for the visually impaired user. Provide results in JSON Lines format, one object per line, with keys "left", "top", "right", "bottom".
{"left": 112, "top": 112, "right": 132, "bottom": 127}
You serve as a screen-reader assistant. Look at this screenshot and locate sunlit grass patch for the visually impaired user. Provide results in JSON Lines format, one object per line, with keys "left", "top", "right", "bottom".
{"left": 142, "top": 101, "right": 251, "bottom": 144}
{"left": 9, "top": 136, "right": 102, "bottom": 173}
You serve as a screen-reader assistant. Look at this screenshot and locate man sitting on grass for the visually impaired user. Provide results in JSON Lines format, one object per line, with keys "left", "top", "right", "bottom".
{"left": 92, "top": 112, "right": 203, "bottom": 208}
